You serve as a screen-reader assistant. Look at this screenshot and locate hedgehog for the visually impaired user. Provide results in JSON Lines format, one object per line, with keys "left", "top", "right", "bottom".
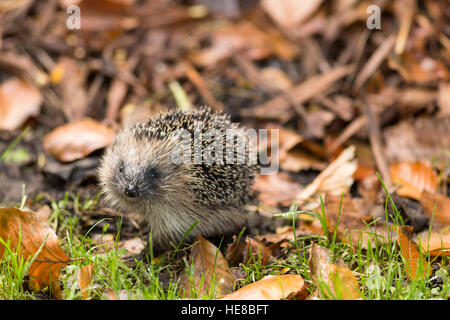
{"left": 98, "top": 106, "right": 257, "bottom": 252}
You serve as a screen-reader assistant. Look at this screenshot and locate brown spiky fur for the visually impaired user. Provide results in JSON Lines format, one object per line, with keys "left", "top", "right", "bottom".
{"left": 98, "top": 107, "right": 256, "bottom": 252}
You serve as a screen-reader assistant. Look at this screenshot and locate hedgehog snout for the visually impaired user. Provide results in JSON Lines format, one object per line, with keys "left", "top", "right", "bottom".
{"left": 124, "top": 184, "right": 139, "bottom": 198}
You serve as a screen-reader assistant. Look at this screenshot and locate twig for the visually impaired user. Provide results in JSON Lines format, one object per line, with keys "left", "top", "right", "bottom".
{"left": 327, "top": 115, "right": 367, "bottom": 156}
{"left": 364, "top": 102, "right": 392, "bottom": 189}
{"left": 183, "top": 60, "right": 223, "bottom": 111}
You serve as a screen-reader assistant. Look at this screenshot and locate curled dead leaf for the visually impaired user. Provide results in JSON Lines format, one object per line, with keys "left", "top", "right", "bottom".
{"left": 252, "top": 172, "right": 303, "bottom": 207}
{"left": 308, "top": 243, "right": 362, "bottom": 300}
{"left": 182, "top": 235, "right": 235, "bottom": 298}
{"left": 390, "top": 161, "right": 438, "bottom": 200}
{"left": 43, "top": 118, "right": 115, "bottom": 162}
{"left": 261, "top": 0, "right": 324, "bottom": 29}
{"left": 189, "top": 21, "right": 297, "bottom": 66}
{"left": 79, "top": 264, "right": 94, "bottom": 299}
{"left": 396, "top": 226, "right": 431, "bottom": 281}
{"left": 221, "top": 274, "right": 308, "bottom": 300}
{"left": 296, "top": 145, "right": 358, "bottom": 202}
{"left": 419, "top": 191, "right": 450, "bottom": 225}
{"left": 416, "top": 228, "right": 450, "bottom": 257}
{"left": 0, "top": 207, "right": 76, "bottom": 295}
{"left": 0, "top": 78, "right": 42, "bottom": 131}
{"left": 226, "top": 236, "right": 272, "bottom": 267}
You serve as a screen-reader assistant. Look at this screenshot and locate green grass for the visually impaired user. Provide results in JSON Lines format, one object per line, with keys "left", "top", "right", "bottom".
{"left": 0, "top": 185, "right": 449, "bottom": 300}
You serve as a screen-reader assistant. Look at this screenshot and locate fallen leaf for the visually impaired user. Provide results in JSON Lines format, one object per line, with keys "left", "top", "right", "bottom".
{"left": 79, "top": 264, "right": 94, "bottom": 299}
{"left": 226, "top": 236, "right": 272, "bottom": 267}
{"left": 437, "top": 83, "right": 450, "bottom": 117}
{"left": 308, "top": 243, "right": 362, "bottom": 299}
{"left": 416, "top": 228, "right": 450, "bottom": 257}
{"left": 189, "top": 21, "right": 297, "bottom": 66}
{"left": 35, "top": 205, "right": 52, "bottom": 221}
{"left": 259, "top": 67, "right": 293, "bottom": 91}
{"left": 261, "top": 0, "right": 324, "bottom": 29}
{"left": 221, "top": 274, "right": 308, "bottom": 300}
{"left": 356, "top": 171, "right": 381, "bottom": 203}
{"left": 296, "top": 145, "right": 358, "bottom": 202}
{"left": 397, "top": 87, "right": 437, "bottom": 115}
{"left": 419, "top": 191, "right": 450, "bottom": 225}
{"left": 0, "top": 78, "right": 42, "bottom": 131}
{"left": 43, "top": 118, "right": 115, "bottom": 162}
{"left": 280, "top": 149, "right": 326, "bottom": 172}
{"left": 0, "top": 207, "right": 75, "bottom": 295}
{"left": 119, "top": 237, "right": 145, "bottom": 255}
{"left": 389, "top": 50, "right": 448, "bottom": 84}
{"left": 252, "top": 172, "right": 303, "bottom": 207}
{"left": 396, "top": 226, "right": 431, "bottom": 281}
{"left": 384, "top": 117, "right": 450, "bottom": 170}
{"left": 183, "top": 235, "right": 235, "bottom": 298}
{"left": 305, "top": 109, "right": 335, "bottom": 139}
{"left": 259, "top": 124, "right": 325, "bottom": 172}
{"left": 390, "top": 161, "right": 438, "bottom": 200}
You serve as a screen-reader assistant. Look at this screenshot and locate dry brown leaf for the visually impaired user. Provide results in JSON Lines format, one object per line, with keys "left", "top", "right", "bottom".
{"left": 252, "top": 172, "right": 303, "bottom": 207}
{"left": 43, "top": 118, "right": 115, "bottom": 162}
{"left": 356, "top": 171, "right": 380, "bottom": 203}
{"left": 226, "top": 236, "right": 272, "bottom": 267}
{"left": 189, "top": 21, "right": 297, "bottom": 66}
{"left": 79, "top": 264, "right": 94, "bottom": 299}
{"left": 280, "top": 149, "right": 326, "bottom": 172}
{"left": 183, "top": 235, "right": 235, "bottom": 298}
{"left": 261, "top": 124, "right": 304, "bottom": 154}
{"left": 259, "top": 67, "right": 293, "bottom": 91}
{"left": 0, "top": 207, "right": 75, "bottom": 294}
{"left": 384, "top": 117, "right": 450, "bottom": 170}
{"left": 416, "top": 228, "right": 450, "bottom": 257}
{"left": 389, "top": 50, "right": 449, "bottom": 84}
{"left": 0, "top": 78, "right": 42, "bottom": 131}
{"left": 35, "top": 205, "right": 52, "bottom": 222}
{"left": 261, "top": 0, "right": 324, "bottom": 29}
{"left": 221, "top": 274, "right": 308, "bottom": 300}
{"left": 437, "top": 83, "right": 450, "bottom": 117}
{"left": 396, "top": 226, "right": 431, "bottom": 280}
{"left": 77, "top": 0, "right": 137, "bottom": 32}
{"left": 419, "top": 191, "right": 450, "bottom": 225}
{"left": 397, "top": 87, "right": 436, "bottom": 115}
{"left": 306, "top": 109, "right": 335, "bottom": 139}
{"left": 119, "top": 237, "right": 145, "bottom": 255}
{"left": 259, "top": 124, "right": 325, "bottom": 172}
{"left": 309, "top": 243, "right": 362, "bottom": 300}
{"left": 296, "top": 145, "right": 358, "bottom": 202}
{"left": 390, "top": 161, "right": 438, "bottom": 200}
{"left": 312, "top": 194, "right": 392, "bottom": 249}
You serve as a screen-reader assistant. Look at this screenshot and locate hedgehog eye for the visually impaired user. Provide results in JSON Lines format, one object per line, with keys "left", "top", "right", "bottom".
{"left": 146, "top": 168, "right": 158, "bottom": 179}
{"left": 119, "top": 162, "right": 125, "bottom": 174}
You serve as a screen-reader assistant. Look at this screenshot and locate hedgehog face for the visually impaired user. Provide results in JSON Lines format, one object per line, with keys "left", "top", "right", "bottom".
{"left": 98, "top": 127, "right": 190, "bottom": 214}
{"left": 116, "top": 159, "right": 161, "bottom": 199}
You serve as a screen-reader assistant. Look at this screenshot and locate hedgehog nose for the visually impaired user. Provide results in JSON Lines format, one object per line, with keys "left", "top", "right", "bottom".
{"left": 124, "top": 185, "right": 139, "bottom": 198}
